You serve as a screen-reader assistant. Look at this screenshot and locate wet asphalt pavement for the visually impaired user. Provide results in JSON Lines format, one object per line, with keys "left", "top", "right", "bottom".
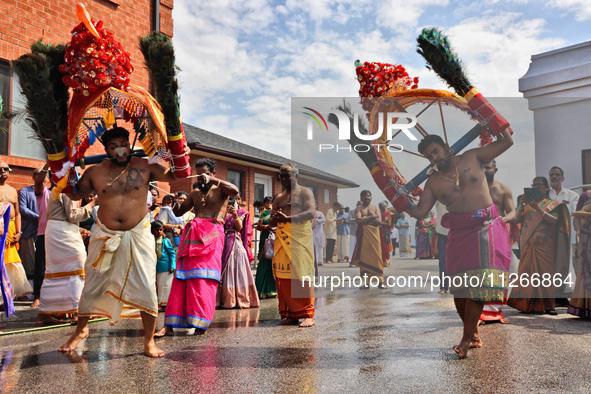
{"left": 1, "top": 256, "right": 591, "bottom": 393}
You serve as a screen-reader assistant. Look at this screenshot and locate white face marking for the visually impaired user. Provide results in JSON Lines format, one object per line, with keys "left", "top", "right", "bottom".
{"left": 113, "top": 147, "right": 127, "bottom": 157}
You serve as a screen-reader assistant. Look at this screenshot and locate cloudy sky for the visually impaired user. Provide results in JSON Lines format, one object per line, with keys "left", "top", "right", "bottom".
{"left": 172, "top": 0, "right": 590, "bottom": 218}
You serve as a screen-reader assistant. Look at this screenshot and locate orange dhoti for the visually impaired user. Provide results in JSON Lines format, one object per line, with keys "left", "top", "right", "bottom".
{"left": 276, "top": 278, "right": 314, "bottom": 319}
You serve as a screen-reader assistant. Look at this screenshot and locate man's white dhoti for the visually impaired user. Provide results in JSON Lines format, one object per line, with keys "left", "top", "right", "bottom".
{"left": 78, "top": 213, "right": 158, "bottom": 324}
{"left": 39, "top": 220, "right": 86, "bottom": 314}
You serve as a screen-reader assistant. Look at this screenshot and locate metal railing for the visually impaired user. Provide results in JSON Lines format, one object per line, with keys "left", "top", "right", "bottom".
{"left": 570, "top": 184, "right": 591, "bottom": 195}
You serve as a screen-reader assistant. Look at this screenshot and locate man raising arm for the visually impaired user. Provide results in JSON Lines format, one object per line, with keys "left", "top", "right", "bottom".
{"left": 407, "top": 127, "right": 513, "bottom": 359}
{"left": 155, "top": 158, "right": 239, "bottom": 337}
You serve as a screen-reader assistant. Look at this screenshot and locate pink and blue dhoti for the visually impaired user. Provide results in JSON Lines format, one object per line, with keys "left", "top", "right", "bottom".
{"left": 441, "top": 204, "right": 511, "bottom": 302}
{"left": 164, "top": 218, "right": 224, "bottom": 330}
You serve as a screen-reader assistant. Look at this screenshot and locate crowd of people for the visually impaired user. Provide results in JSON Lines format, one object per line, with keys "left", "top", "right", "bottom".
{"left": 0, "top": 124, "right": 590, "bottom": 362}
{"left": 0, "top": 125, "right": 322, "bottom": 358}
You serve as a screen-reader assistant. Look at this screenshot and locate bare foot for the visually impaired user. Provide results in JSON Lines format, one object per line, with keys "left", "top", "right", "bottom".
{"left": 281, "top": 318, "right": 299, "bottom": 325}
{"left": 36, "top": 314, "right": 65, "bottom": 326}
{"left": 453, "top": 341, "right": 470, "bottom": 359}
{"left": 31, "top": 298, "right": 40, "bottom": 308}
{"left": 59, "top": 327, "right": 89, "bottom": 352}
{"left": 477, "top": 319, "right": 486, "bottom": 326}
{"left": 500, "top": 318, "right": 509, "bottom": 324}
{"left": 299, "top": 318, "right": 315, "bottom": 327}
{"left": 144, "top": 341, "right": 165, "bottom": 358}
{"left": 194, "top": 328, "right": 206, "bottom": 335}
{"left": 437, "top": 289, "right": 447, "bottom": 294}
{"left": 154, "top": 326, "right": 174, "bottom": 337}
{"left": 470, "top": 332, "right": 482, "bottom": 348}
{"left": 470, "top": 339, "right": 483, "bottom": 348}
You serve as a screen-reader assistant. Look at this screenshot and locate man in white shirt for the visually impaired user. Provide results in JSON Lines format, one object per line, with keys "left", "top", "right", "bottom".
{"left": 548, "top": 166, "right": 580, "bottom": 273}
{"left": 324, "top": 202, "right": 340, "bottom": 264}
{"left": 390, "top": 226, "right": 398, "bottom": 256}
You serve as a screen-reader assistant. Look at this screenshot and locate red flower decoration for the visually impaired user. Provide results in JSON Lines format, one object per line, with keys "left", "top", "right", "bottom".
{"left": 355, "top": 60, "right": 419, "bottom": 113}
{"left": 62, "top": 17, "right": 133, "bottom": 93}
{"left": 62, "top": 75, "right": 79, "bottom": 89}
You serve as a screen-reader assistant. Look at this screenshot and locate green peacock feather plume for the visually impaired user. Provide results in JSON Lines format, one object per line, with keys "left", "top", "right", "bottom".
{"left": 139, "top": 32, "right": 181, "bottom": 136}
{"left": 10, "top": 40, "right": 69, "bottom": 154}
{"left": 328, "top": 100, "right": 378, "bottom": 170}
{"left": 416, "top": 27, "right": 473, "bottom": 96}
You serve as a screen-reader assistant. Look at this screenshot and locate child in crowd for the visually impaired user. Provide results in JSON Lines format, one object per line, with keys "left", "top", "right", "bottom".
{"left": 151, "top": 220, "right": 176, "bottom": 311}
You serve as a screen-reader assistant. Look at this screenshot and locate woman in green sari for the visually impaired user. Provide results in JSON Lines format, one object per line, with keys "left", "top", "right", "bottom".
{"left": 255, "top": 197, "right": 277, "bottom": 299}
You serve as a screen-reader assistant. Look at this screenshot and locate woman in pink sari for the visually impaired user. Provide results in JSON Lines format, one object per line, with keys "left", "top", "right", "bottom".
{"left": 217, "top": 195, "right": 259, "bottom": 309}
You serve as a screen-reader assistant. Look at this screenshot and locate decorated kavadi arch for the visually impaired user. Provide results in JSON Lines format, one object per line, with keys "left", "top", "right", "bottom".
{"left": 10, "top": 3, "right": 191, "bottom": 197}
{"left": 332, "top": 28, "right": 513, "bottom": 213}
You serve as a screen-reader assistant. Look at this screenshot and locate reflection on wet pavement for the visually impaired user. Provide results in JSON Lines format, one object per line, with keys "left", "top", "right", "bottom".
{"left": 2, "top": 259, "right": 591, "bottom": 392}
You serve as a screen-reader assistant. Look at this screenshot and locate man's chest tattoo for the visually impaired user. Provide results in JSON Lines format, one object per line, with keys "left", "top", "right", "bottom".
{"left": 103, "top": 167, "right": 146, "bottom": 194}
{"left": 126, "top": 168, "right": 146, "bottom": 189}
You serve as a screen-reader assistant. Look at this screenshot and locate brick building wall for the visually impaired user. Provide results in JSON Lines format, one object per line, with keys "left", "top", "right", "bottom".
{"left": 167, "top": 154, "right": 278, "bottom": 220}
{"left": 165, "top": 153, "right": 340, "bottom": 220}
{"left": 0, "top": 0, "right": 174, "bottom": 191}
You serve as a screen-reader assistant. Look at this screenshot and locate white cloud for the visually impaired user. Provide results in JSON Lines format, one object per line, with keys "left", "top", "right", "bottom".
{"left": 172, "top": 0, "right": 570, "bottom": 164}
{"left": 376, "top": 0, "right": 449, "bottom": 33}
{"left": 546, "top": 0, "right": 591, "bottom": 21}
{"left": 446, "top": 13, "right": 567, "bottom": 95}
{"left": 283, "top": 0, "right": 373, "bottom": 24}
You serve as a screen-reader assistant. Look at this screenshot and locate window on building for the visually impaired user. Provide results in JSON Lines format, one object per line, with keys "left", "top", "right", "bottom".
{"left": 254, "top": 173, "right": 272, "bottom": 217}
{"left": 0, "top": 63, "right": 11, "bottom": 155}
{"left": 583, "top": 149, "right": 591, "bottom": 186}
{"left": 306, "top": 185, "right": 317, "bottom": 200}
{"left": 254, "top": 182, "right": 265, "bottom": 202}
{"left": 0, "top": 63, "right": 46, "bottom": 159}
{"left": 227, "top": 169, "right": 243, "bottom": 195}
{"left": 10, "top": 74, "right": 45, "bottom": 160}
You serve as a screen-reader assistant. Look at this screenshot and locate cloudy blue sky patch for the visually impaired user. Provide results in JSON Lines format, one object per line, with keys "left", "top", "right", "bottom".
{"left": 172, "top": 0, "right": 590, "bottom": 208}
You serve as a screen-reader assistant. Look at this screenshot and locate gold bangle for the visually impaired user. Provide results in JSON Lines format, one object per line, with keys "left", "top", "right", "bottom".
{"left": 217, "top": 179, "right": 221, "bottom": 187}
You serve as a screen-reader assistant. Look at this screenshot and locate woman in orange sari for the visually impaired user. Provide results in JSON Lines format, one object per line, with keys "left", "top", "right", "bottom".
{"left": 568, "top": 191, "right": 591, "bottom": 318}
{"left": 508, "top": 177, "right": 570, "bottom": 315}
